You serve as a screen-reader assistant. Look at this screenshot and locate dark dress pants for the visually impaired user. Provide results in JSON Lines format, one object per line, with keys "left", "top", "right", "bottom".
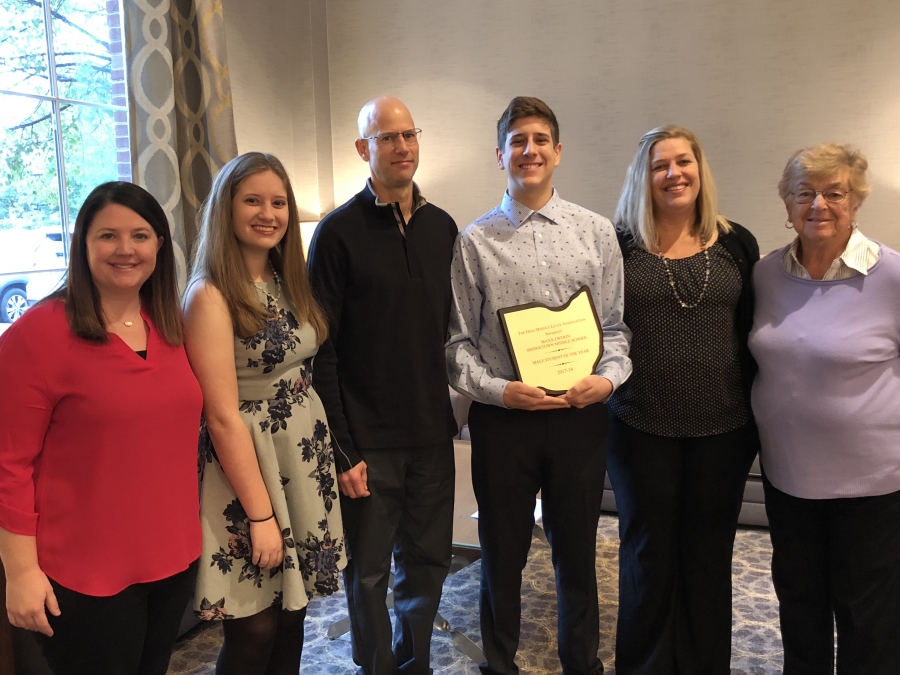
{"left": 607, "top": 416, "right": 758, "bottom": 675}
{"left": 468, "top": 401, "right": 608, "bottom": 675}
{"left": 37, "top": 559, "right": 198, "bottom": 675}
{"left": 341, "top": 440, "right": 455, "bottom": 675}
{"left": 763, "top": 476, "right": 900, "bottom": 675}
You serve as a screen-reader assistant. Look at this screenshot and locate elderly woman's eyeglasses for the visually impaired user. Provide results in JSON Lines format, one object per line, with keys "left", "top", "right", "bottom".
{"left": 792, "top": 188, "right": 853, "bottom": 204}
{"left": 361, "top": 129, "right": 422, "bottom": 147}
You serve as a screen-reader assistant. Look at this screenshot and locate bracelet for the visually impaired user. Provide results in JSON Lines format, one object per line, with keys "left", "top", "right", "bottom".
{"left": 248, "top": 512, "right": 275, "bottom": 523}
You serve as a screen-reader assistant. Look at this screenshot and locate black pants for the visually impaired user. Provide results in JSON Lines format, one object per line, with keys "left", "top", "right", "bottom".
{"left": 606, "top": 416, "right": 758, "bottom": 675}
{"left": 37, "top": 559, "right": 198, "bottom": 675}
{"left": 763, "top": 476, "right": 900, "bottom": 675}
{"left": 341, "top": 440, "right": 455, "bottom": 675}
{"left": 469, "top": 401, "right": 607, "bottom": 675}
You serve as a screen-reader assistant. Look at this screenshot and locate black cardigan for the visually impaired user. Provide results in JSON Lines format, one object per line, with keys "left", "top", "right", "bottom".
{"left": 616, "top": 221, "right": 760, "bottom": 406}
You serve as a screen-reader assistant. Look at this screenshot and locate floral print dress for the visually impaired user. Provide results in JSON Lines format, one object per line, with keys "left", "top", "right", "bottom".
{"left": 194, "top": 281, "right": 345, "bottom": 620}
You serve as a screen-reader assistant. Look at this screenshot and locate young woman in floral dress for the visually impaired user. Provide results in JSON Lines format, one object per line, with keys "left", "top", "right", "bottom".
{"left": 184, "top": 152, "right": 345, "bottom": 675}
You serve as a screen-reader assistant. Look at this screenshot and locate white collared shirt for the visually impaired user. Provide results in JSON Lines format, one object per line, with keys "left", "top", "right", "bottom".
{"left": 446, "top": 189, "right": 632, "bottom": 407}
{"left": 782, "top": 228, "right": 881, "bottom": 280}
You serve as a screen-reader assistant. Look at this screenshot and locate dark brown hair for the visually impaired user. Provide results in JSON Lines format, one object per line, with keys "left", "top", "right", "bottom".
{"left": 189, "top": 152, "right": 328, "bottom": 342}
{"left": 47, "top": 182, "right": 183, "bottom": 345}
{"left": 497, "top": 96, "right": 560, "bottom": 148}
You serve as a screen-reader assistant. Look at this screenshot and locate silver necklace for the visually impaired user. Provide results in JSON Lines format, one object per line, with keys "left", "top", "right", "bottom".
{"left": 656, "top": 237, "right": 711, "bottom": 309}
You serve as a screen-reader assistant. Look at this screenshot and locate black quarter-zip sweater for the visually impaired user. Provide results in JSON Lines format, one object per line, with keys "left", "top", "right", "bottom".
{"left": 307, "top": 185, "right": 459, "bottom": 471}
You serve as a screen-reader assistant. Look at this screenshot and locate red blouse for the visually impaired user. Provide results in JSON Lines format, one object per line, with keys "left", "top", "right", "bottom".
{"left": 0, "top": 300, "right": 202, "bottom": 596}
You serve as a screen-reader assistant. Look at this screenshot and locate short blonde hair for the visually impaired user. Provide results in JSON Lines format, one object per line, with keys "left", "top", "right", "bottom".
{"left": 778, "top": 142, "right": 871, "bottom": 206}
{"left": 614, "top": 125, "right": 730, "bottom": 250}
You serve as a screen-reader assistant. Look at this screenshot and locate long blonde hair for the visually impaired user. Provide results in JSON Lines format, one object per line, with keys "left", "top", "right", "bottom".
{"left": 189, "top": 152, "right": 328, "bottom": 342}
{"left": 614, "top": 125, "right": 730, "bottom": 250}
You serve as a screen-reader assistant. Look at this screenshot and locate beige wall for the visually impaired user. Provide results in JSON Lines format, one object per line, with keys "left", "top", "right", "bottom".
{"left": 221, "top": 0, "right": 328, "bottom": 220}
{"left": 225, "top": 0, "right": 900, "bottom": 252}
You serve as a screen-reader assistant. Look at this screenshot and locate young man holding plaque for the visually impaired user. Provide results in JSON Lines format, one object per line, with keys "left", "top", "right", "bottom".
{"left": 446, "top": 96, "right": 632, "bottom": 675}
{"left": 307, "top": 96, "right": 459, "bottom": 675}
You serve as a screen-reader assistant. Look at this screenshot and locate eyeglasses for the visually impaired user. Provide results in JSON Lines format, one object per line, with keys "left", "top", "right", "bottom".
{"left": 791, "top": 188, "right": 853, "bottom": 204}
{"left": 361, "top": 128, "right": 422, "bottom": 147}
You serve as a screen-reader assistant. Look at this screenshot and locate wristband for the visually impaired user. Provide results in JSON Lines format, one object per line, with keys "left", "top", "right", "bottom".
{"left": 248, "top": 512, "right": 275, "bottom": 523}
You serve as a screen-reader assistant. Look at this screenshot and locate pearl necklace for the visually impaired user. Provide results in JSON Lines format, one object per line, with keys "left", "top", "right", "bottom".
{"left": 114, "top": 311, "right": 140, "bottom": 328}
{"left": 656, "top": 237, "right": 711, "bottom": 309}
{"left": 270, "top": 265, "right": 282, "bottom": 301}
{"left": 259, "top": 261, "right": 282, "bottom": 302}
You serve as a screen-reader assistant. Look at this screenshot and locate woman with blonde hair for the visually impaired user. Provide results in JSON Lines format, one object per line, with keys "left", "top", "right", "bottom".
{"left": 184, "top": 152, "right": 345, "bottom": 674}
{"left": 750, "top": 143, "right": 900, "bottom": 674}
{"left": 608, "top": 125, "right": 760, "bottom": 674}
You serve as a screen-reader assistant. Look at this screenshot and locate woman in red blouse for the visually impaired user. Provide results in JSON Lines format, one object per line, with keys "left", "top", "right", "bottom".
{"left": 0, "top": 182, "right": 203, "bottom": 675}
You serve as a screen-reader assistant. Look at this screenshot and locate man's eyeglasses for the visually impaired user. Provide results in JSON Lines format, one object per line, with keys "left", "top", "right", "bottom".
{"left": 361, "top": 129, "right": 422, "bottom": 147}
{"left": 791, "top": 188, "right": 853, "bottom": 204}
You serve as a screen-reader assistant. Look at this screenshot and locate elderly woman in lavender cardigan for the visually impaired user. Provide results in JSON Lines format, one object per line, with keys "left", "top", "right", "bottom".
{"left": 749, "top": 143, "right": 900, "bottom": 675}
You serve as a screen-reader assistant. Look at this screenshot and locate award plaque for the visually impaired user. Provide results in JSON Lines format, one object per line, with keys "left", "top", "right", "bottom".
{"left": 498, "top": 286, "right": 603, "bottom": 396}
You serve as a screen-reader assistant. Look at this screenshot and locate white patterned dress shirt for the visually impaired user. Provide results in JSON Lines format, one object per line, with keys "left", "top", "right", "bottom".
{"left": 446, "top": 190, "right": 632, "bottom": 407}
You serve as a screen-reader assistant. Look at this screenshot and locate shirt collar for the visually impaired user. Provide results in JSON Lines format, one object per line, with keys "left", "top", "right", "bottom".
{"left": 840, "top": 227, "right": 877, "bottom": 275}
{"left": 501, "top": 189, "right": 562, "bottom": 228}
{"left": 366, "top": 178, "right": 427, "bottom": 212}
{"left": 787, "top": 227, "right": 876, "bottom": 277}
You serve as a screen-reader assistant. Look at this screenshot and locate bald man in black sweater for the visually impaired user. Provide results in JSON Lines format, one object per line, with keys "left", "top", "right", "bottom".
{"left": 307, "top": 96, "right": 458, "bottom": 675}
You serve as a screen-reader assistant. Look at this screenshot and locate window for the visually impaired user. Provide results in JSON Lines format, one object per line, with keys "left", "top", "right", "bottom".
{"left": 0, "top": 0, "right": 129, "bottom": 329}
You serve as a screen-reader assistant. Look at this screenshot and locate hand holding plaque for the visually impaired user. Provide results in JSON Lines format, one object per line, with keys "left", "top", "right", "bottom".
{"left": 498, "top": 287, "right": 604, "bottom": 396}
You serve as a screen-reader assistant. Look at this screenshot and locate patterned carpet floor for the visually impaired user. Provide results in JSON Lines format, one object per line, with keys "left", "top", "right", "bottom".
{"left": 167, "top": 514, "right": 783, "bottom": 674}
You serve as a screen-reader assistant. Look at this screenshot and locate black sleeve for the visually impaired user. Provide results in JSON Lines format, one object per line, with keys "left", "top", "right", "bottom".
{"left": 723, "top": 221, "right": 760, "bottom": 406}
{"left": 445, "top": 216, "right": 459, "bottom": 341}
{"left": 736, "top": 221, "right": 761, "bottom": 265}
{"left": 308, "top": 217, "right": 361, "bottom": 472}
{"left": 615, "top": 228, "right": 635, "bottom": 260}
{"left": 312, "top": 337, "right": 361, "bottom": 472}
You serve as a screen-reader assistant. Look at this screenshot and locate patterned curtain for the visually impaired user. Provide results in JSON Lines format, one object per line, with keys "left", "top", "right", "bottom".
{"left": 123, "top": 0, "right": 237, "bottom": 287}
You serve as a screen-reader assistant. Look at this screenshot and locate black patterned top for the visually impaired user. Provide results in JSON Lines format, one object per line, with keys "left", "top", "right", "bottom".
{"left": 609, "top": 242, "right": 749, "bottom": 437}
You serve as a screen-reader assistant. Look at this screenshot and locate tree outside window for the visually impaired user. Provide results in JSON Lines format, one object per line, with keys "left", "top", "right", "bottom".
{"left": 0, "top": 0, "right": 129, "bottom": 329}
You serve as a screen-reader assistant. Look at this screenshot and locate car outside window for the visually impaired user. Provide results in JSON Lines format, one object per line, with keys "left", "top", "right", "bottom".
{"left": 0, "top": 0, "right": 130, "bottom": 330}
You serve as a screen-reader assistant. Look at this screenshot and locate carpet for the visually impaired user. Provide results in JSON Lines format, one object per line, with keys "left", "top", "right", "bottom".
{"left": 167, "top": 514, "right": 784, "bottom": 674}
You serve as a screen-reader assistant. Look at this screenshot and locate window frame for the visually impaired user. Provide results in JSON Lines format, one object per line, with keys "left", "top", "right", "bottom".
{"left": 0, "top": 0, "right": 130, "bottom": 259}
